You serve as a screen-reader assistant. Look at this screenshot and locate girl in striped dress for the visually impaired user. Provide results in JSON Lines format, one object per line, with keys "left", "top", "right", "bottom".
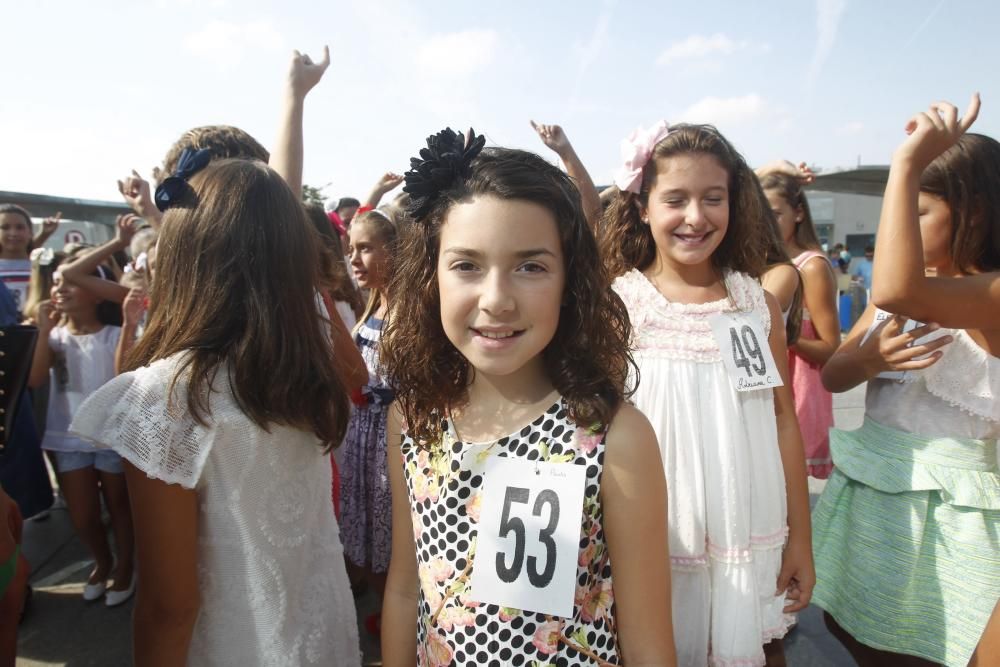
{"left": 815, "top": 94, "right": 999, "bottom": 666}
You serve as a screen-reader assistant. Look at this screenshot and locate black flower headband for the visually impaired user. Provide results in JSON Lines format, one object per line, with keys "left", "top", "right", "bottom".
{"left": 154, "top": 148, "right": 212, "bottom": 212}
{"left": 403, "top": 127, "right": 486, "bottom": 221}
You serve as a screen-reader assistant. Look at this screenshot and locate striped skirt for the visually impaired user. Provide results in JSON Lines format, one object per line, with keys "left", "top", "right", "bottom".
{"left": 812, "top": 417, "right": 1000, "bottom": 666}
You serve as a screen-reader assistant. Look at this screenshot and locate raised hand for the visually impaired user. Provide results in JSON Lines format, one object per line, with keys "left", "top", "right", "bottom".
{"left": 41, "top": 212, "right": 62, "bottom": 235}
{"left": 115, "top": 213, "right": 141, "bottom": 247}
{"left": 36, "top": 300, "right": 58, "bottom": 331}
{"left": 117, "top": 170, "right": 154, "bottom": 215}
{"left": 122, "top": 287, "right": 148, "bottom": 328}
{"left": 287, "top": 45, "right": 331, "bottom": 99}
{"left": 374, "top": 172, "right": 404, "bottom": 194}
{"left": 530, "top": 120, "right": 572, "bottom": 156}
{"left": 895, "top": 93, "right": 981, "bottom": 170}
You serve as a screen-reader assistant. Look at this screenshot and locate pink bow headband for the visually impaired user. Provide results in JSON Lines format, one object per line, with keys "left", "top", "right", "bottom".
{"left": 613, "top": 120, "right": 672, "bottom": 194}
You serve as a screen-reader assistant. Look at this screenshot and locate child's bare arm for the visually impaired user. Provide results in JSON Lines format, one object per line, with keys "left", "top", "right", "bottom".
{"left": 269, "top": 46, "right": 330, "bottom": 199}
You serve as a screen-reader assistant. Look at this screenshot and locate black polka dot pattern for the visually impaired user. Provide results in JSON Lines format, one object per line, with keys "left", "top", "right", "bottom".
{"left": 402, "top": 399, "right": 621, "bottom": 665}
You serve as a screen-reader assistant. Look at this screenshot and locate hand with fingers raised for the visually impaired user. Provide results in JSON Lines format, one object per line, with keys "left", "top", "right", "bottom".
{"left": 530, "top": 120, "right": 573, "bottom": 157}
{"left": 895, "top": 93, "right": 981, "bottom": 170}
{"left": 117, "top": 169, "right": 158, "bottom": 220}
{"left": 41, "top": 212, "right": 62, "bottom": 235}
{"left": 287, "top": 45, "right": 330, "bottom": 100}
{"left": 114, "top": 214, "right": 141, "bottom": 248}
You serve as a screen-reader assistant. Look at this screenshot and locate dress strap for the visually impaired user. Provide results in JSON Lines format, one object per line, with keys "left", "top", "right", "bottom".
{"left": 793, "top": 250, "right": 829, "bottom": 270}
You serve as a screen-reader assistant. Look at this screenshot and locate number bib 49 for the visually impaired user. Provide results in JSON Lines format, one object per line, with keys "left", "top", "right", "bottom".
{"left": 469, "top": 456, "right": 586, "bottom": 618}
{"left": 708, "top": 312, "right": 783, "bottom": 392}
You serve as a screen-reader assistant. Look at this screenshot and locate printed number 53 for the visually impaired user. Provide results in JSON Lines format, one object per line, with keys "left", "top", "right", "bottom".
{"left": 496, "top": 486, "right": 560, "bottom": 588}
{"left": 729, "top": 325, "right": 766, "bottom": 377}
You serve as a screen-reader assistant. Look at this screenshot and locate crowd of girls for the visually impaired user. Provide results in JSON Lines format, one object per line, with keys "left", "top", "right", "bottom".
{"left": 0, "top": 41, "right": 995, "bottom": 666}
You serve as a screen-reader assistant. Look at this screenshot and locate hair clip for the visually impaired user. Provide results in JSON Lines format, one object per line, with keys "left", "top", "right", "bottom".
{"left": 29, "top": 247, "right": 55, "bottom": 266}
{"left": 403, "top": 127, "right": 486, "bottom": 220}
{"left": 154, "top": 148, "right": 212, "bottom": 212}
{"left": 613, "top": 120, "right": 672, "bottom": 194}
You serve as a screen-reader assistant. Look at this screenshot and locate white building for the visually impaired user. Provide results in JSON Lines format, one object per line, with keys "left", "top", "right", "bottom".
{"left": 805, "top": 166, "right": 889, "bottom": 256}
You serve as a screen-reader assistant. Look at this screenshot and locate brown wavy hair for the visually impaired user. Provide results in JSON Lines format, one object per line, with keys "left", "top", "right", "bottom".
{"left": 758, "top": 171, "right": 823, "bottom": 252}
{"left": 919, "top": 133, "right": 1000, "bottom": 273}
{"left": 126, "top": 159, "right": 350, "bottom": 450}
{"left": 761, "top": 217, "right": 804, "bottom": 345}
{"left": 600, "top": 124, "right": 772, "bottom": 280}
{"left": 381, "top": 147, "right": 636, "bottom": 446}
{"left": 156, "top": 126, "right": 269, "bottom": 184}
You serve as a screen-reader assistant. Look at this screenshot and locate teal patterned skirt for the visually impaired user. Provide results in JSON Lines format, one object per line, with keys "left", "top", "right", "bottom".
{"left": 812, "top": 417, "right": 1000, "bottom": 666}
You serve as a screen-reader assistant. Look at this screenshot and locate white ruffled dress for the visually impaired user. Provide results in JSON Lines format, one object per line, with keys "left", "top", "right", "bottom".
{"left": 70, "top": 354, "right": 361, "bottom": 667}
{"left": 613, "top": 269, "right": 792, "bottom": 667}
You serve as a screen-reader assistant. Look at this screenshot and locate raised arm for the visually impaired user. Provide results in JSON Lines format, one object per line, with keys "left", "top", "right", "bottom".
{"left": 28, "top": 301, "right": 56, "bottom": 388}
{"left": 871, "top": 94, "right": 1000, "bottom": 327}
{"left": 530, "top": 121, "right": 603, "bottom": 229}
{"left": 364, "top": 173, "right": 404, "bottom": 209}
{"left": 118, "top": 171, "right": 163, "bottom": 231}
{"left": 58, "top": 214, "right": 135, "bottom": 304}
{"left": 32, "top": 212, "right": 61, "bottom": 248}
{"left": 269, "top": 46, "right": 330, "bottom": 199}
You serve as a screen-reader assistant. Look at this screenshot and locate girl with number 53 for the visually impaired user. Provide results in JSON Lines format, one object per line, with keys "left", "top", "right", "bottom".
{"left": 379, "top": 129, "right": 676, "bottom": 666}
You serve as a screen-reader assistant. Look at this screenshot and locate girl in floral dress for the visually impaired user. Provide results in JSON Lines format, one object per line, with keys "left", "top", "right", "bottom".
{"left": 379, "top": 129, "right": 676, "bottom": 666}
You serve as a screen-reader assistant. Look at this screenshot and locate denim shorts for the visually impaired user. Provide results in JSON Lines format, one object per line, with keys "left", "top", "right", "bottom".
{"left": 51, "top": 450, "right": 124, "bottom": 474}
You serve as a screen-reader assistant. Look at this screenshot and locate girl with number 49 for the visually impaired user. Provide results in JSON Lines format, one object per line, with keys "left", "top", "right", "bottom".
{"left": 380, "top": 129, "right": 676, "bottom": 666}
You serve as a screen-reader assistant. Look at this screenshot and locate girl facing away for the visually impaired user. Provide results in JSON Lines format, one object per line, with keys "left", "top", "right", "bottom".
{"left": 69, "top": 158, "right": 360, "bottom": 666}
{"left": 380, "top": 129, "right": 675, "bottom": 665}
{"left": 757, "top": 167, "right": 840, "bottom": 478}
{"left": 600, "top": 122, "right": 814, "bottom": 667}
{"left": 28, "top": 247, "right": 133, "bottom": 606}
{"left": 815, "top": 95, "right": 999, "bottom": 667}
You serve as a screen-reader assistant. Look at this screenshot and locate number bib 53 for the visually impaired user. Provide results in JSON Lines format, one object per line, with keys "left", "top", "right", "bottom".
{"left": 469, "top": 456, "right": 586, "bottom": 618}
{"left": 708, "top": 312, "right": 783, "bottom": 392}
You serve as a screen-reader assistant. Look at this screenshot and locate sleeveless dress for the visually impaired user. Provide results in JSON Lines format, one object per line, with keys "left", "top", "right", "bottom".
{"left": 812, "top": 329, "right": 1000, "bottom": 666}
{"left": 401, "top": 399, "right": 621, "bottom": 665}
{"left": 69, "top": 354, "right": 361, "bottom": 666}
{"left": 613, "top": 269, "right": 792, "bottom": 667}
{"left": 341, "top": 314, "right": 393, "bottom": 572}
{"left": 790, "top": 251, "right": 835, "bottom": 478}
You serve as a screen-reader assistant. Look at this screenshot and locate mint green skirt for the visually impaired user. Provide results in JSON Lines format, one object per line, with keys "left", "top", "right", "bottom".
{"left": 812, "top": 418, "right": 1000, "bottom": 667}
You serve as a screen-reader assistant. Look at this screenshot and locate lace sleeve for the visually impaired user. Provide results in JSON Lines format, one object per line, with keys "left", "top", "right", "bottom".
{"left": 69, "top": 356, "right": 215, "bottom": 489}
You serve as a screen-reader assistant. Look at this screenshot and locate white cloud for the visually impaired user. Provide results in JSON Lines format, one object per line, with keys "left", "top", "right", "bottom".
{"left": 182, "top": 19, "right": 284, "bottom": 69}
{"left": 416, "top": 30, "right": 498, "bottom": 77}
{"left": 837, "top": 121, "right": 864, "bottom": 136}
{"left": 657, "top": 33, "right": 767, "bottom": 67}
{"left": 806, "top": 0, "right": 847, "bottom": 88}
{"left": 677, "top": 94, "right": 767, "bottom": 127}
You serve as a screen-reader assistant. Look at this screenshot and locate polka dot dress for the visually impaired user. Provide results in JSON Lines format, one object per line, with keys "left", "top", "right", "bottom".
{"left": 401, "top": 399, "right": 621, "bottom": 666}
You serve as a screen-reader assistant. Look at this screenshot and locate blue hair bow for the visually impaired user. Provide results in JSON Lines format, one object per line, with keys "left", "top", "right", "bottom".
{"left": 154, "top": 148, "right": 212, "bottom": 212}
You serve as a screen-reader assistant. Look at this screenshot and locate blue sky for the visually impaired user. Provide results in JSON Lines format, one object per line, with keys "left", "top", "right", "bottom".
{"left": 1, "top": 0, "right": 993, "bottom": 207}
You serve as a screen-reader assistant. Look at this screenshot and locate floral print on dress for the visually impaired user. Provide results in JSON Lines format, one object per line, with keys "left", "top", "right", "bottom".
{"left": 401, "top": 400, "right": 621, "bottom": 666}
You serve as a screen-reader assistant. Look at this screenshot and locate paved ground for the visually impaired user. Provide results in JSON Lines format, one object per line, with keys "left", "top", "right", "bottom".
{"left": 15, "top": 384, "right": 868, "bottom": 666}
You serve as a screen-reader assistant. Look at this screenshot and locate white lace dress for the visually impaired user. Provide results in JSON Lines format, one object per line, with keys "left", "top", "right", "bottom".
{"left": 613, "top": 269, "right": 792, "bottom": 667}
{"left": 70, "top": 354, "right": 360, "bottom": 667}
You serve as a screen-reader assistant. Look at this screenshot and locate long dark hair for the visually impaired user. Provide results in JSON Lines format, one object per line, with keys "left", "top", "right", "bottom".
{"left": 758, "top": 171, "right": 823, "bottom": 252}
{"left": 920, "top": 133, "right": 1000, "bottom": 273}
{"left": 381, "top": 147, "right": 635, "bottom": 446}
{"left": 600, "top": 124, "right": 773, "bottom": 279}
{"left": 127, "top": 159, "right": 350, "bottom": 450}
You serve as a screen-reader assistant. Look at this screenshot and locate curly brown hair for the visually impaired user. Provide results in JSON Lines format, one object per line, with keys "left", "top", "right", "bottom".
{"left": 127, "top": 159, "right": 350, "bottom": 450}
{"left": 156, "top": 126, "right": 269, "bottom": 184}
{"left": 304, "top": 204, "right": 364, "bottom": 318}
{"left": 600, "top": 124, "right": 773, "bottom": 280}
{"left": 381, "top": 147, "right": 636, "bottom": 447}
